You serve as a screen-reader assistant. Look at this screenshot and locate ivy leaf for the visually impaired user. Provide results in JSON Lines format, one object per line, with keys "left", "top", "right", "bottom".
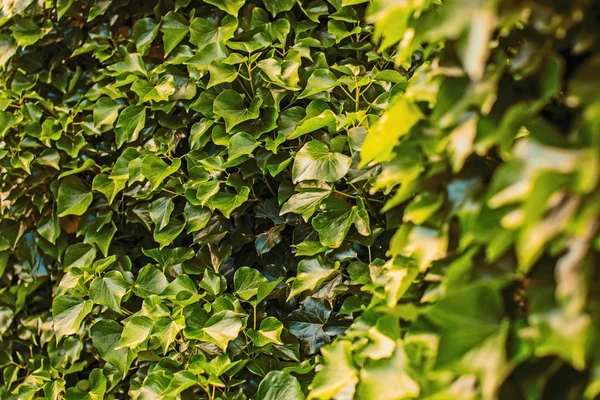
{"left": 298, "top": 69, "right": 338, "bottom": 99}
{"left": 257, "top": 58, "right": 301, "bottom": 91}
{"left": 149, "top": 197, "right": 174, "bottom": 231}
{"left": 206, "top": 186, "right": 250, "bottom": 218}
{"left": 292, "top": 141, "right": 351, "bottom": 183}
{"left": 280, "top": 184, "right": 331, "bottom": 222}
{"left": 108, "top": 53, "right": 147, "bottom": 77}
{"left": 288, "top": 257, "right": 336, "bottom": 299}
{"left": 308, "top": 340, "right": 358, "bottom": 399}
{"left": 228, "top": 132, "right": 259, "bottom": 160}
{"left": 312, "top": 197, "right": 371, "bottom": 248}
{"left": 93, "top": 97, "right": 121, "bottom": 127}
{"left": 255, "top": 225, "right": 284, "bottom": 255}
{"left": 234, "top": 267, "right": 268, "bottom": 301}
{"left": 286, "top": 101, "right": 336, "bottom": 140}
{"left": 213, "top": 89, "right": 263, "bottom": 132}
{"left": 142, "top": 247, "right": 194, "bottom": 269}
{"left": 115, "top": 316, "right": 154, "bottom": 350}
{"left": 84, "top": 222, "right": 117, "bottom": 257}
{"left": 116, "top": 105, "right": 146, "bottom": 144}
{"left": 89, "top": 271, "right": 129, "bottom": 313}
{"left": 142, "top": 155, "right": 181, "bottom": 190}
{"left": 134, "top": 265, "right": 169, "bottom": 298}
{"left": 360, "top": 97, "right": 423, "bottom": 166}
{"left": 262, "top": 0, "right": 296, "bottom": 17}
{"left": 64, "top": 369, "right": 107, "bottom": 400}
{"left": 154, "top": 217, "right": 186, "bottom": 249}
{"left": 152, "top": 316, "right": 185, "bottom": 355}
{"left": 190, "top": 16, "right": 237, "bottom": 48}
{"left": 286, "top": 297, "right": 333, "bottom": 354}
{"left": 184, "top": 310, "right": 243, "bottom": 350}
{"left": 63, "top": 243, "right": 96, "bottom": 272}
{"left": 92, "top": 174, "right": 125, "bottom": 205}
{"left": 355, "top": 342, "right": 420, "bottom": 399}
{"left": 57, "top": 177, "right": 93, "bottom": 217}
{"left": 131, "top": 76, "right": 176, "bottom": 103}
{"left": 207, "top": 59, "right": 239, "bottom": 87}
{"left": 183, "top": 203, "right": 211, "bottom": 233}
{"left": 248, "top": 317, "right": 284, "bottom": 347}
{"left": 52, "top": 295, "right": 93, "bottom": 340}
{"left": 10, "top": 151, "right": 34, "bottom": 174}
{"left": 160, "top": 12, "right": 189, "bottom": 56}
{"left": 204, "top": 0, "right": 245, "bottom": 16}
{"left": 91, "top": 320, "right": 135, "bottom": 379}
{"left": 131, "top": 18, "right": 159, "bottom": 55}
{"left": 38, "top": 212, "right": 60, "bottom": 244}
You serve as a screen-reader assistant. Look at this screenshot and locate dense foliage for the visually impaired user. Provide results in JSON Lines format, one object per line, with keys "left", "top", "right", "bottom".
{"left": 0, "top": 0, "right": 599, "bottom": 399}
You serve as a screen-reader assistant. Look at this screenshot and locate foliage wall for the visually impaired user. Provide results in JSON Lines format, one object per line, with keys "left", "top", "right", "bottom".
{"left": 0, "top": 0, "right": 599, "bottom": 399}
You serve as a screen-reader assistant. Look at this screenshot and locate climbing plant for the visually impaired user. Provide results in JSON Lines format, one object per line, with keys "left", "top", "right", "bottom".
{"left": 0, "top": 0, "right": 599, "bottom": 399}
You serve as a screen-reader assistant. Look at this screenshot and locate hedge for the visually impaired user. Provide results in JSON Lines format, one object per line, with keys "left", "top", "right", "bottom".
{"left": 0, "top": 0, "right": 599, "bottom": 399}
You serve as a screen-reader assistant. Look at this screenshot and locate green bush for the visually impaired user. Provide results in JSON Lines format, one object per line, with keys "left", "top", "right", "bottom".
{"left": 1, "top": 0, "right": 599, "bottom": 399}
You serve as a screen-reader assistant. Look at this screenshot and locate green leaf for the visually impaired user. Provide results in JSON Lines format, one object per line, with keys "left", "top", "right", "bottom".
{"left": 207, "top": 186, "right": 250, "bottom": 218}
{"left": 149, "top": 197, "right": 174, "bottom": 231}
{"left": 92, "top": 174, "right": 125, "bottom": 205}
{"left": 57, "top": 177, "right": 93, "bottom": 217}
{"left": 185, "top": 310, "right": 243, "bottom": 350}
{"left": 288, "top": 257, "right": 336, "bottom": 299}
{"left": 228, "top": 132, "right": 259, "bottom": 160}
{"left": 152, "top": 316, "right": 185, "bottom": 355}
{"left": 312, "top": 197, "right": 371, "bottom": 248}
{"left": 65, "top": 369, "right": 107, "bottom": 400}
{"left": 190, "top": 16, "right": 237, "bottom": 48}
{"left": 52, "top": 295, "right": 93, "bottom": 340}
{"left": 234, "top": 267, "right": 268, "bottom": 301}
{"left": 93, "top": 97, "right": 121, "bottom": 127}
{"left": 142, "top": 155, "right": 181, "bottom": 190}
{"left": 88, "top": 0, "right": 112, "bottom": 21}
{"left": 207, "top": 59, "right": 239, "bottom": 87}
{"left": 131, "top": 18, "right": 159, "bottom": 55}
{"left": 355, "top": 342, "right": 419, "bottom": 400}
{"left": 262, "top": 0, "right": 296, "bottom": 17}
{"left": 248, "top": 317, "right": 284, "bottom": 347}
{"left": 108, "top": 53, "right": 147, "bottom": 77}
{"left": 91, "top": 320, "right": 135, "bottom": 378}
{"left": 10, "top": 151, "right": 34, "bottom": 174}
{"left": 360, "top": 97, "right": 423, "bottom": 166}
{"left": 134, "top": 265, "right": 169, "bottom": 298}
{"left": 142, "top": 247, "right": 194, "bottom": 269}
{"left": 183, "top": 203, "right": 211, "bottom": 233}
{"left": 160, "top": 12, "right": 189, "bottom": 56}
{"left": 116, "top": 105, "right": 146, "bottom": 144}
{"left": 213, "top": 90, "right": 262, "bottom": 132}
{"left": 292, "top": 141, "right": 351, "bottom": 183}
{"left": 0, "top": 35, "right": 17, "bottom": 68}
{"left": 11, "top": 18, "right": 50, "bottom": 48}
{"left": 131, "top": 76, "right": 176, "bottom": 103}
{"left": 257, "top": 58, "right": 301, "bottom": 91}
{"left": 63, "top": 243, "right": 96, "bottom": 272}
{"left": 89, "top": 271, "right": 129, "bottom": 312}
{"left": 38, "top": 212, "right": 60, "bottom": 244}
{"left": 204, "top": 0, "right": 245, "bottom": 15}
{"left": 115, "top": 316, "right": 154, "bottom": 350}
{"left": 298, "top": 69, "right": 338, "bottom": 99}
{"left": 154, "top": 217, "right": 186, "bottom": 249}
{"left": 57, "top": 0, "right": 75, "bottom": 19}
{"left": 280, "top": 184, "right": 331, "bottom": 222}
{"left": 308, "top": 340, "right": 358, "bottom": 399}
{"left": 191, "top": 181, "right": 221, "bottom": 206}
{"left": 84, "top": 222, "right": 117, "bottom": 257}
{"left": 286, "top": 102, "right": 336, "bottom": 140}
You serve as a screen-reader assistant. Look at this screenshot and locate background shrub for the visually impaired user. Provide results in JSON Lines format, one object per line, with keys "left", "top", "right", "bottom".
{"left": 0, "top": 0, "right": 599, "bottom": 399}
